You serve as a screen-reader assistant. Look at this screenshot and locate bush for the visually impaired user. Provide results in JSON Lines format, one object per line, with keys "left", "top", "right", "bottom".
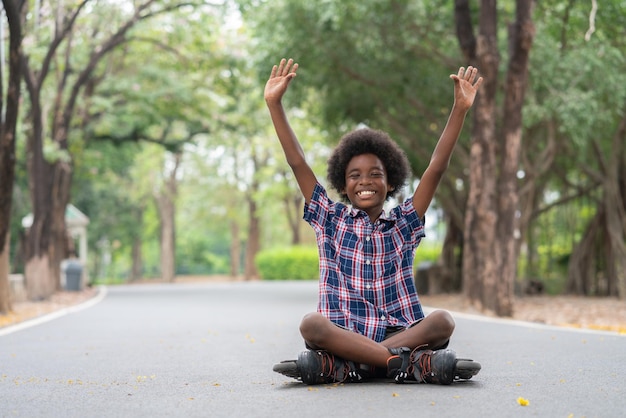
{"left": 255, "top": 246, "right": 319, "bottom": 280}
{"left": 256, "top": 242, "right": 442, "bottom": 281}
{"left": 414, "top": 242, "right": 442, "bottom": 266}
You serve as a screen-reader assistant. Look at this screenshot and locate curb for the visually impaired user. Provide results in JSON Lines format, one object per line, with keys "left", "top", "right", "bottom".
{"left": 0, "top": 286, "right": 108, "bottom": 337}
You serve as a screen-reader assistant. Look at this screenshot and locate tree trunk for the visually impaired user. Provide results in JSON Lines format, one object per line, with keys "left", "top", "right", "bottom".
{"left": 0, "top": 0, "right": 26, "bottom": 313}
{"left": 436, "top": 216, "right": 463, "bottom": 293}
{"left": 230, "top": 221, "right": 241, "bottom": 278}
{"left": 567, "top": 114, "right": 626, "bottom": 298}
{"left": 244, "top": 150, "right": 264, "bottom": 281}
{"left": 457, "top": 0, "right": 534, "bottom": 316}
{"left": 130, "top": 235, "right": 143, "bottom": 281}
{"left": 0, "top": 234, "right": 11, "bottom": 313}
{"left": 459, "top": 0, "right": 500, "bottom": 313}
{"left": 155, "top": 152, "right": 180, "bottom": 283}
{"left": 566, "top": 211, "right": 595, "bottom": 295}
{"left": 23, "top": 82, "right": 72, "bottom": 300}
{"left": 602, "top": 115, "right": 626, "bottom": 298}
{"left": 283, "top": 188, "right": 303, "bottom": 245}
{"left": 244, "top": 196, "right": 260, "bottom": 280}
{"left": 129, "top": 206, "right": 145, "bottom": 281}
{"left": 494, "top": 0, "right": 535, "bottom": 315}
{"left": 158, "top": 198, "right": 176, "bottom": 282}
{"left": 23, "top": 96, "right": 73, "bottom": 300}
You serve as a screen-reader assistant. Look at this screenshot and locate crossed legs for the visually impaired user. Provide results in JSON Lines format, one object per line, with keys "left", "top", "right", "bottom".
{"left": 299, "top": 310, "right": 455, "bottom": 368}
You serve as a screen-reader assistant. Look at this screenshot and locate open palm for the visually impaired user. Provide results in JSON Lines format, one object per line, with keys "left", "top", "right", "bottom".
{"left": 264, "top": 58, "right": 299, "bottom": 103}
{"left": 451, "top": 66, "right": 483, "bottom": 110}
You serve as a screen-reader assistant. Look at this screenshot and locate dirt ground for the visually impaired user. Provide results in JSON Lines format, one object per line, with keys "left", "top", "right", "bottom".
{"left": 1, "top": 277, "right": 625, "bottom": 335}
{"left": 420, "top": 293, "right": 626, "bottom": 334}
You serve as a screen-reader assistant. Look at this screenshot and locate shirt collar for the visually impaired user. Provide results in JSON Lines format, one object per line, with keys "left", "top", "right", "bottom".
{"left": 348, "top": 206, "right": 396, "bottom": 224}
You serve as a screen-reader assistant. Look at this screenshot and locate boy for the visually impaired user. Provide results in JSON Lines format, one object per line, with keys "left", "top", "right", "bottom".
{"left": 265, "top": 58, "right": 483, "bottom": 385}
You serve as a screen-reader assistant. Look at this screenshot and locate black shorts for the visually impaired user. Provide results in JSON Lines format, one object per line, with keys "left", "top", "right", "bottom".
{"left": 383, "top": 316, "right": 424, "bottom": 340}
{"left": 384, "top": 319, "right": 450, "bottom": 349}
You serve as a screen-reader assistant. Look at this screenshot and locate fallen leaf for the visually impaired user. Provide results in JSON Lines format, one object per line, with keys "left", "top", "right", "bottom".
{"left": 517, "top": 397, "right": 530, "bottom": 406}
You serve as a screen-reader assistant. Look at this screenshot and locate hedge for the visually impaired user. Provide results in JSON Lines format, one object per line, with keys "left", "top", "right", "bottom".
{"left": 255, "top": 246, "right": 319, "bottom": 280}
{"left": 256, "top": 243, "right": 443, "bottom": 281}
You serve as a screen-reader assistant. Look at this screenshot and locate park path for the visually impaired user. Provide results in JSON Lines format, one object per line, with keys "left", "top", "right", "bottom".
{"left": 1, "top": 281, "right": 624, "bottom": 417}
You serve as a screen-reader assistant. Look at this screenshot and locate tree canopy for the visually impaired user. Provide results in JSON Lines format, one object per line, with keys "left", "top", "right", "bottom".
{"left": 1, "top": 0, "right": 625, "bottom": 314}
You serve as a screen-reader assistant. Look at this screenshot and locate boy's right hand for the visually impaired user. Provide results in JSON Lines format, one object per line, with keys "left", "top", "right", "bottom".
{"left": 264, "top": 58, "right": 299, "bottom": 104}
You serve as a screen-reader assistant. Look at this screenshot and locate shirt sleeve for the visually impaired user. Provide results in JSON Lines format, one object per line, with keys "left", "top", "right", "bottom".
{"left": 303, "top": 183, "right": 332, "bottom": 230}
{"left": 397, "top": 197, "right": 426, "bottom": 243}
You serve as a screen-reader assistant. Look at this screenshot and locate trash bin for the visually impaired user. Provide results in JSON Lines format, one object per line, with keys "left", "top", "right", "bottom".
{"left": 64, "top": 260, "right": 83, "bottom": 291}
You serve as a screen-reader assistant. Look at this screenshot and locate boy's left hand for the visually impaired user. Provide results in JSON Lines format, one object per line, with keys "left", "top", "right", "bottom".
{"left": 450, "top": 66, "right": 483, "bottom": 110}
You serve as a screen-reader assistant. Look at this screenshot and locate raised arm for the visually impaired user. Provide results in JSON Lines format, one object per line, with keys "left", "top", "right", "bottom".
{"left": 265, "top": 58, "right": 318, "bottom": 203}
{"left": 412, "top": 66, "right": 483, "bottom": 218}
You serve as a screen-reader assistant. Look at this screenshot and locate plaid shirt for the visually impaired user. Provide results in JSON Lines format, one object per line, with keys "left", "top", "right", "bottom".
{"left": 304, "top": 182, "right": 426, "bottom": 342}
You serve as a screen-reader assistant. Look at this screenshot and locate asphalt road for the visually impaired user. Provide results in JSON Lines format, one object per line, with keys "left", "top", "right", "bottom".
{"left": 1, "top": 281, "right": 624, "bottom": 418}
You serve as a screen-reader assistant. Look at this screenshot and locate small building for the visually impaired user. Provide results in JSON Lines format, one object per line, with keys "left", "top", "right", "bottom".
{"left": 21, "top": 204, "right": 90, "bottom": 266}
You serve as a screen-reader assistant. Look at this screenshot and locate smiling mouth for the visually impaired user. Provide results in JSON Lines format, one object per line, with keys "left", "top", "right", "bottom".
{"left": 357, "top": 191, "right": 376, "bottom": 197}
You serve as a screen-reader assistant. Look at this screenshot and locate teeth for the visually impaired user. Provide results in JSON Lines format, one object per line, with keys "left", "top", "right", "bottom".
{"left": 358, "top": 191, "right": 375, "bottom": 196}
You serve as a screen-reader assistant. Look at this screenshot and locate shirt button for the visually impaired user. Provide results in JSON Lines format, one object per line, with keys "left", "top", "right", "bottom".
{"left": 366, "top": 284, "right": 371, "bottom": 289}
{"left": 366, "top": 260, "right": 371, "bottom": 265}
{"left": 380, "top": 315, "right": 386, "bottom": 320}
{"left": 366, "top": 236, "right": 371, "bottom": 241}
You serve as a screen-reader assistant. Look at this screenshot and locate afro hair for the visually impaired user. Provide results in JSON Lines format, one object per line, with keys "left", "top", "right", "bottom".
{"left": 326, "top": 128, "right": 411, "bottom": 203}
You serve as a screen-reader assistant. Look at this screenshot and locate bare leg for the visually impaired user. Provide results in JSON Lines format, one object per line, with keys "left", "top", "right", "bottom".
{"left": 299, "top": 310, "right": 455, "bottom": 368}
{"left": 381, "top": 310, "right": 455, "bottom": 350}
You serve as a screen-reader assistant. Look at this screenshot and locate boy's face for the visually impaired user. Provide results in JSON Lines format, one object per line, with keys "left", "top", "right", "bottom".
{"left": 342, "top": 153, "right": 394, "bottom": 218}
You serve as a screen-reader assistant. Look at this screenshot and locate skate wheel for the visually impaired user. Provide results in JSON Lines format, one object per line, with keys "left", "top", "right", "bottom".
{"left": 273, "top": 360, "right": 301, "bottom": 380}
{"left": 454, "top": 359, "right": 481, "bottom": 380}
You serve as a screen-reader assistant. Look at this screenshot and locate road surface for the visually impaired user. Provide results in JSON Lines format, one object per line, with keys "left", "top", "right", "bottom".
{"left": 1, "top": 281, "right": 624, "bottom": 417}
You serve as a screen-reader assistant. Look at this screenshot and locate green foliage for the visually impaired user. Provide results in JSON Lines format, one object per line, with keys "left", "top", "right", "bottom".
{"left": 255, "top": 246, "right": 319, "bottom": 280}
{"left": 518, "top": 1, "right": 626, "bottom": 293}
{"left": 12, "top": 0, "right": 623, "bottom": 297}
{"left": 255, "top": 242, "right": 443, "bottom": 281}
{"left": 536, "top": 244, "right": 570, "bottom": 294}
{"left": 240, "top": 0, "right": 463, "bottom": 176}
{"left": 413, "top": 242, "right": 442, "bottom": 267}
{"left": 518, "top": 197, "right": 598, "bottom": 294}
{"left": 175, "top": 218, "right": 231, "bottom": 276}
{"left": 91, "top": 277, "right": 128, "bottom": 286}
{"left": 176, "top": 251, "right": 229, "bottom": 275}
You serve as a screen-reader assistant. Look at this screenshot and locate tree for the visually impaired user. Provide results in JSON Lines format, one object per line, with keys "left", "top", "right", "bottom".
{"left": 454, "top": 0, "right": 535, "bottom": 315}
{"left": 20, "top": 0, "right": 199, "bottom": 299}
{"left": 71, "top": 140, "right": 149, "bottom": 281}
{"left": 240, "top": 0, "right": 474, "bottom": 282}
{"left": 86, "top": 2, "right": 236, "bottom": 283}
{"left": 239, "top": 0, "right": 541, "bottom": 313}
{"left": 87, "top": 75, "right": 212, "bottom": 283}
{"left": 132, "top": 145, "right": 183, "bottom": 283}
{"left": 517, "top": 0, "right": 626, "bottom": 298}
{"left": 0, "top": 0, "right": 26, "bottom": 313}
{"left": 202, "top": 48, "right": 293, "bottom": 280}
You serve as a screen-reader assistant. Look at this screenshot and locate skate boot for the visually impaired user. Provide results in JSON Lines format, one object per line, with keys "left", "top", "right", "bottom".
{"left": 273, "top": 349, "right": 363, "bottom": 385}
{"left": 386, "top": 346, "right": 480, "bottom": 385}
